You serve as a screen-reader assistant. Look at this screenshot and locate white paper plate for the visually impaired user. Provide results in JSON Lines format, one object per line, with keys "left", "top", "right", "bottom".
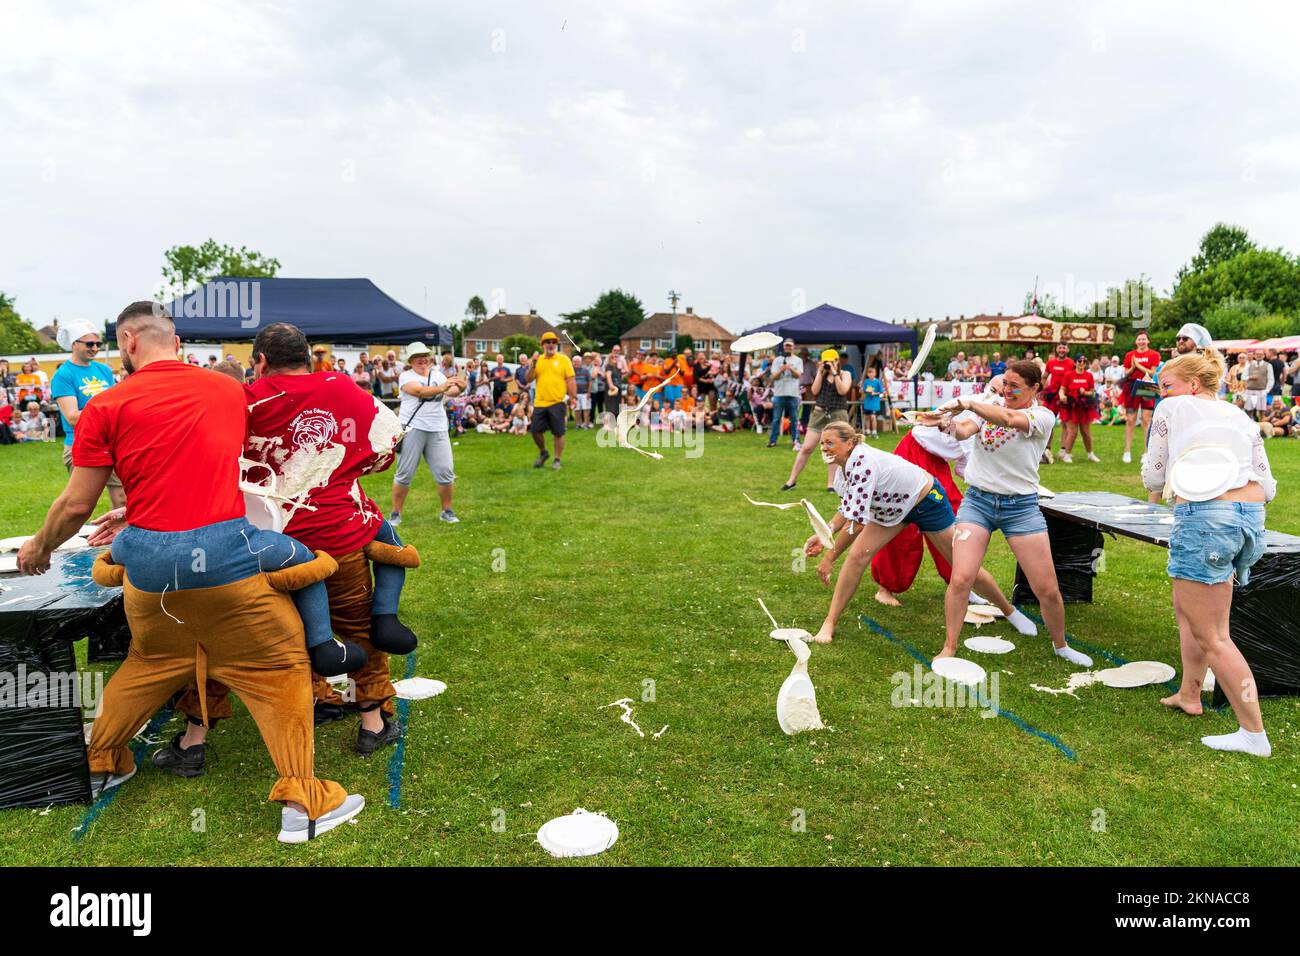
{"left": 776, "top": 671, "right": 823, "bottom": 735}
{"left": 905, "top": 323, "right": 938, "bottom": 379}
{"left": 770, "top": 627, "right": 811, "bottom": 642}
{"left": 1037, "top": 485, "right": 1056, "bottom": 498}
{"left": 963, "top": 608, "right": 997, "bottom": 626}
{"left": 1168, "top": 446, "right": 1237, "bottom": 502}
{"left": 56, "top": 536, "right": 88, "bottom": 551}
{"left": 968, "top": 604, "right": 1004, "bottom": 617}
{"left": 932, "top": 656, "right": 987, "bottom": 686}
{"left": 537, "top": 809, "right": 619, "bottom": 858}
{"left": 802, "top": 499, "right": 835, "bottom": 548}
{"left": 964, "top": 636, "right": 1016, "bottom": 655}
{"left": 0, "top": 555, "right": 17, "bottom": 574}
{"left": 392, "top": 677, "right": 447, "bottom": 700}
{"left": 731, "top": 331, "right": 784, "bottom": 354}
{"left": 0, "top": 536, "right": 33, "bottom": 552}
{"left": 244, "top": 492, "right": 284, "bottom": 532}
{"left": 1097, "top": 661, "right": 1176, "bottom": 688}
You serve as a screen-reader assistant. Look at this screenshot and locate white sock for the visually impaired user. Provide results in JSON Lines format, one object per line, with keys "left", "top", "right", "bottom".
{"left": 1201, "top": 727, "right": 1272, "bottom": 758}
{"left": 1006, "top": 608, "right": 1038, "bottom": 636}
{"left": 1055, "top": 644, "right": 1093, "bottom": 667}
{"left": 968, "top": 593, "right": 990, "bottom": 606}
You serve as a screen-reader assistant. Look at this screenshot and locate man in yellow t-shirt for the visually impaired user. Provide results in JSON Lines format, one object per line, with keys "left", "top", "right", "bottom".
{"left": 525, "top": 331, "right": 577, "bottom": 470}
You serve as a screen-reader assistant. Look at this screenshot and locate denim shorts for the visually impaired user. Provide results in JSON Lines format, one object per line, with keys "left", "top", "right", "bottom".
{"left": 903, "top": 479, "right": 956, "bottom": 533}
{"left": 1168, "top": 501, "right": 1266, "bottom": 586}
{"left": 955, "top": 486, "right": 1047, "bottom": 538}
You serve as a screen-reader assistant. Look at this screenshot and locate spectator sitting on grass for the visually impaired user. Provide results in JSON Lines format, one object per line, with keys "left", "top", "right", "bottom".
{"left": 14, "top": 401, "right": 51, "bottom": 441}
{"left": 509, "top": 400, "right": 529, "bottom": 434}
{"left": 1097, "top": 396, "right": 1123, "bottom": 425}
{"left": 1264, "top": 397, "right": 1294, "bottom": 438}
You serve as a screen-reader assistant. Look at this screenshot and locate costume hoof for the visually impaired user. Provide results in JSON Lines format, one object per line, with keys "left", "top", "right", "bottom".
{"left": 370, "top": 614, "right": 418, "bottom": 655}
{"left": 309, "top": 639, "right": 368, "bottom": 677}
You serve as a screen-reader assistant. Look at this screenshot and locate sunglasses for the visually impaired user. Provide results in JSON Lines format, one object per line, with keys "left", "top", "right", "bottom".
{"left": 76, "top": 340, "right": 102, "bottom": 350}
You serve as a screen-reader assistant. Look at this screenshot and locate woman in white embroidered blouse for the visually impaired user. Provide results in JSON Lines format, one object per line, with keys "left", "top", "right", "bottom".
{"left": 803, "top": 422, "right": 1030, "bottom": 644}
{"left": 1142, "top": 349, "right": 1275, "bottom": 757}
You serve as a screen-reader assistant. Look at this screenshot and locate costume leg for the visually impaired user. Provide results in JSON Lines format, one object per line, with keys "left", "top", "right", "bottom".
{"left": 87, "top": 643, "right": 196, "bottom": 775}
{"left": 319, "top": 549, "right": 397, "bottom": 717}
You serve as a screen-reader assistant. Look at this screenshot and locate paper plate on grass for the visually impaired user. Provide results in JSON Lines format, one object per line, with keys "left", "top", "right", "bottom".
{"left": 964, "top": 636, "right": 1015, "bottom": 655}
{"left": 968, "top": 604, "right": 1004, "bottom": 617}
{"left": 963, "top": 608, "right": 997, "bottom": 626}
{"left": 730, "top": 331, "right": 784, "bottom": 354}
{"left": 776, "top": 671, "right": 823, "bottom": 735}
{"left": 392, "top": 677, "right": 447, "bottom": 700}
{"left": 770, "top": 627, "right": 811, "bottom": 643}
{"left": 932, "top": 656, "right": 987, "bottom": 686}
{"left": 537, "top": 809, "right": 619, "bottom": 858}
{"left": 1097, "top": 661, "right": 1176, "bottom": 688}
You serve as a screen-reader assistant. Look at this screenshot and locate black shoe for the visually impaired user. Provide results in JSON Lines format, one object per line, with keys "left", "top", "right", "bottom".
{"left": 151, "top": 732, "right": 206, "bottom": 778}
{"left": 827, "top": 486, "right": 836, "bottom": 493}
{"left": 356, "top": 717, "right": 401, "bottom": 757}
{"left": 309, "top": 639, "right": 368, "bottom": 677}
{"left": 781, "top": 481, "right": 796, "bottom": 491}
{"left": 533, "top": 449, "right": 550, "bottom": 468}
{"left": 766, "top": 441, "right": 777, "bottom": 448}
{"left": 371, "top": 614, "right": 418, "bottom": 654}
{"left": 314, "top": 702, "right": 347, "bottom": 726}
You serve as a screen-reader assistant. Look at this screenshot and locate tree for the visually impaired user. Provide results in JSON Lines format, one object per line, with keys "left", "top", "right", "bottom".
{"left": 559, "top": 289, "right": 645, "bottom": 348}
{"left": 1245, "top": 314, "right": 1296, "bottom": 341}
{"left": 1176, "top": 223, "right": 1255, "bottom": 286}
{"left": 1201, "top": 297, "right": 1265, "bottom": 341}
{"left": 1174, "top": 248, "right": 1300, "bottom": 320}
{"left": 161, "top": 239, "right": 281, "bottom": 298}
{"left": 500, "top": 334, "right": 540, "bottom": 360}
{"left": 0, "top": 292, "right": 60, "bottom": 354}
{"left": 465, "top": 296, "right": 487, "bottom": 324}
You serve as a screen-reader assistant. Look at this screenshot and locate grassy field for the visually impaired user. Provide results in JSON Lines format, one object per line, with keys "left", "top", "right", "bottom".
{"left": 2, "top": 420, "right": 1298, "bottom": 866}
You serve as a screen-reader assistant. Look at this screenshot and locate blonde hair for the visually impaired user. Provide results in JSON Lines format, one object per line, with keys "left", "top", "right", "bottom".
{"left": 820, "top": 421, "right": 863, "bottom": 444}
{"left": 1161, "top": 347, "right": 1226, "bottom": 393}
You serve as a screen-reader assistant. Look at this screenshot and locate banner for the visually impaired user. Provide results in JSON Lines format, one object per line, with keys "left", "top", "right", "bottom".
{"left": 887, "top": 380, "right": 982, "bottom": 409}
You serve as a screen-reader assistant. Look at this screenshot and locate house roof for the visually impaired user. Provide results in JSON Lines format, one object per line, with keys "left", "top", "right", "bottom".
{"left": 465, "top": 311, "right": 558, "bottom": 341}
{"left": 622, "top": 310, "right": 734, "bottom": 341}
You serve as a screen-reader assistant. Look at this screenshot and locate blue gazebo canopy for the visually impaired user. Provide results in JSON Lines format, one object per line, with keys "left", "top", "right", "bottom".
{"left": 742, "top": 303, "right": 917, "bottom": 352}
{"left": 108, "top": 277, "right": 451, "bottom": 346}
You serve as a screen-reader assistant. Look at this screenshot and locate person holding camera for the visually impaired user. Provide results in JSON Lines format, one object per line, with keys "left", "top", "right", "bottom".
{"left": 391, "top": 342, "right": 466, "bottom": 525}
{"left": 783, "top": 348, "right": 852, "bottom": 491}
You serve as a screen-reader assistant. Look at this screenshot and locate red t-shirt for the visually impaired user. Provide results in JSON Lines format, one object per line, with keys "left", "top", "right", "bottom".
{"left": 1045, "top": 357, "right": 1074, "bottom": 392}
{"left": 73, "top": 361, "right": 246, "bottom": 531}
{"left": 243, "top": 371, "right": 399, "bottom": 556}
{"left": 1124, "top": 349, "right": 1160, "bottom": 381}
{"left": 1064, "top": 371, "right": 1095, "bottom": 398}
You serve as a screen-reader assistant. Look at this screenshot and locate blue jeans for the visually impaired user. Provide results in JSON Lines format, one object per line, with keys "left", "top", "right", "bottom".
{"left": 769, "top": 395, "right": 800, "bottom": 444}
{"left": 371, "top": 519, "right": 404, "bottom": 616}
{"left": 903, "top": 479, "right": 956, "bottom": 532}
{"left": 1169, "top": 501, "right": 1266, "bottom": 586}
{"left": 955, "top": 486, "right": 1047, "bottom": 538}
{"left": 111, "top": 517, "right": 333, "bottom": 648}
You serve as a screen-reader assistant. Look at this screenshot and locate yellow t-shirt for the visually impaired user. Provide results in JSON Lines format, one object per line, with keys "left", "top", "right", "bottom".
{"left": 534, "top": 353, "right": 575, "bottom": 408}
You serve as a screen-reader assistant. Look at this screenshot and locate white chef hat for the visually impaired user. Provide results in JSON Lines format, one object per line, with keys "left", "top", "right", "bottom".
{"left": 1175, "top": 323, "right": 1212, "bottom": 349}
{"left": 56, "top": 319, "right": 99, "bottom": 351}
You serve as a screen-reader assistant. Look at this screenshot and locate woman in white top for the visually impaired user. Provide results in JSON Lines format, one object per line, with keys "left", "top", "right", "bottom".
{"left": 804, "top": 422, "right": 1034, "bottom": 644}
{"left": 926, "top": 360, "right": 1093, "bottom": 665}
{"left": 1142, "top": 349, "right": 1276, "bottom": 757}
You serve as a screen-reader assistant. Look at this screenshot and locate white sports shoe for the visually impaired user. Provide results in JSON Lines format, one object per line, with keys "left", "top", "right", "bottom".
{"left": 1122, "top": 451, "right": 1132, "bottom": 463}
{"left": 1087, "top": 452, "right": 1101, "bottom": 462}
{"left": 278, "top": 793, "right": 366, "bottom": 844}
{"left": 1059, "top": 452, "right": 1073, "bottom": 463}
{"left": 1042, "top": 449, "right": 1054, "bottom": 464}
{"left": 89, "top": 763, "right": 138, "bottom": 797}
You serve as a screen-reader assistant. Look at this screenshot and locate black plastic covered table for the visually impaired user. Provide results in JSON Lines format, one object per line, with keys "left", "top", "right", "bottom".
{"left": 0, "top": 548, "right": 128, "bottom": 809}
{"left": 1012, "top": 491, "right": 1300, "bottom": 702}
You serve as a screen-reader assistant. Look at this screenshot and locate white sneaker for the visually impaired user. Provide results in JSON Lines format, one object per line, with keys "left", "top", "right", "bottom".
{"left": 89, "top": 763, "right": 137, "bottom": 797}
{"left": 1059, "top": 452, "right": 1073, "bottom": 463}
{"left": 1087, "top": 452, "right": 1101, "bottom": 462}
{"left": 278, "top": 793, "right": 365, "bottom": 844}
{"left": 1042, "top": 449, "right": 1054, "bottom": 464}
{"left": 1122, "top": 451, "right": 1132, "bottom": 464}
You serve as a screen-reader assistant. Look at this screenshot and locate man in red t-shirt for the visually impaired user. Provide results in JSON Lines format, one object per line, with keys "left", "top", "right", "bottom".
{"left": 17, "top": 302, "right": 363, "bottom": 843}
{"left": 170, "top": 323, "right": 420, "bottom": 760}
{"left": 1121, "top": 331, "right": 1161, "bottom": 464}
{"left": 1042, "top": 342, "right": 1073, "bottom": 461}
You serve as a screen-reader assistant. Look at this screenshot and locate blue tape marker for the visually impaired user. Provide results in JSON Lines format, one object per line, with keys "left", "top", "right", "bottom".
{"left": 863, "top": 617, "right": 1077, "bottom": 761}
{"left": 386, "top": 650, "right": 418, "bottom": 809}
{"left": 73, "top": 706, "right": 173, "bottom": 842}
{"left": 1018, "top": 607, "right": 1181, "bottom": 694}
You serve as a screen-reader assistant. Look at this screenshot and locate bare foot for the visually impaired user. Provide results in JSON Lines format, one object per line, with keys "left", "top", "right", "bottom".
{"left": 934, "top": 646, "right": 958, "bottom": 660}
{"left": 1160, "top": 693, "right": 1203, "bottom": 716}
{"left": 874, "top": 587, "right": 902, "bottom": 607}
{"left": 811, "top": 627, "right": 834, "bottom": 644}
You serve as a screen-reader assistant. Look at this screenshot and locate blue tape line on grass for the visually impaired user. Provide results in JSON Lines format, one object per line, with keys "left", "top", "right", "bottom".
{"left": 386, "top": 650, "right": 417, "bottom": 809}
{"left": 73, "top": 706, "right": 173, "bottom": 842}
{"left": 863, "top": 617, "right": 1077, "bottom": 761}
{"left": 1018, "top": 607, "right": 1181, "bottom": 694}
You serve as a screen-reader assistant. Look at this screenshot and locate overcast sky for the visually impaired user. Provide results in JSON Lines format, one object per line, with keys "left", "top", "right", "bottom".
{"left": 2, "top": 0, "right": 1297, "bottom": 335}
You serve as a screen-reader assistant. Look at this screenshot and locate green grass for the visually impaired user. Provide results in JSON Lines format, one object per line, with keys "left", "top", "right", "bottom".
{"left": 2, "top": 422, "right": 1299, "bottom": 866}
